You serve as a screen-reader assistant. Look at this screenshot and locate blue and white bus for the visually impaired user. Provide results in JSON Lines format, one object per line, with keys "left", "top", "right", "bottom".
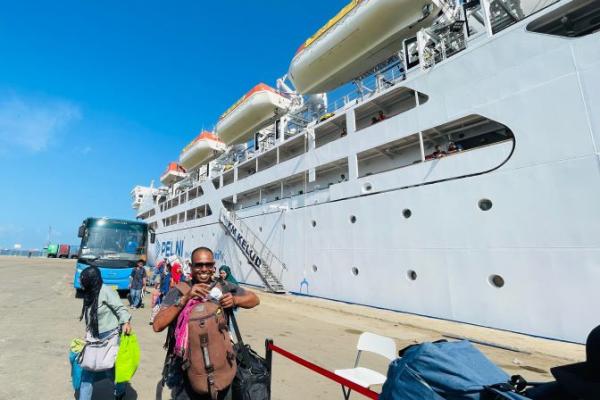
{"left": 74, "top": 217, "right": 150, "bottom": 294}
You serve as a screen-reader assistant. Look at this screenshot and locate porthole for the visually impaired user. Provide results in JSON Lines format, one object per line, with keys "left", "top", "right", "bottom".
{"left": 350, "top": 215, "right": 357, "bottom": 224}
{"left": 489, "top": 274, "right": 505, "bottom": 288}
{"left": 351, "top": 267, "right": 359, "bottom": 276}
{"left": 407, "top": 270, "right": 417, "bottom": 281}
{"left": 312, "top": 265, "right": 318, "bottom": 272}
{"left": 259, "top": 226, "right": 263, "bottom": 232}
{"left": 311, "top": 220, "right": 317, "bottom": 227}
{"left": 363, "top": 183, "right": 373, "bottom": 192}
{"left": 282, "top": 224, "right": 286, "bottom": 230}
{"left": 402, "top": 209, "right": 412, "bottom": 219}
{"left": 478, "top": 199, "right": 493, "bottom": 211}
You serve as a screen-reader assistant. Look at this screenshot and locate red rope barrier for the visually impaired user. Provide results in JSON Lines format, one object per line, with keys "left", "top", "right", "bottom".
{"left": 267, "top": 342, "right": 379, "bottom": 399}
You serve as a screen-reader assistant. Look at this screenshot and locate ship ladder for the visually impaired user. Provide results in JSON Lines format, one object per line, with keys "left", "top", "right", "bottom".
{"left": 219, "top": 208, "right": 286, "bottom": 293}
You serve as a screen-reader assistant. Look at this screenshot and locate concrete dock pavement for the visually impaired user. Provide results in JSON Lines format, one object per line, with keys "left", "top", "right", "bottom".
{"left": 0, "top": 256, "right": 584, "bottom": 400}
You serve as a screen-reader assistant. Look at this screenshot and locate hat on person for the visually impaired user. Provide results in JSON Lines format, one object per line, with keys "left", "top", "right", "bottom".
{"left": 551, "top": 324, "right": 600, "bottom": 399}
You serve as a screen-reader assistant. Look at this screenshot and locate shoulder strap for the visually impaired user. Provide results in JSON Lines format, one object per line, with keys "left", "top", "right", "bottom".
{"left": 228, "top": 309, "right": 244, "bottom": 346}
{"left": 102, "top": 300, "right": 120, "bottom": 320}
{"left": 227, "top": 309, "right": 252, "bottom": 366}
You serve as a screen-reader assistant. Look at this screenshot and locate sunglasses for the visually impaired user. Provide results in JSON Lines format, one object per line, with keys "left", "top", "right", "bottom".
{"left": 192, "top": 262, "right": 215, "bottom": 269}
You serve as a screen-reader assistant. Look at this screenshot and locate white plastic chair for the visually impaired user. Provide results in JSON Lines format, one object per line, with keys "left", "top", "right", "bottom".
{"left": 334, "top": 332, "right": 397, "bottom": 399}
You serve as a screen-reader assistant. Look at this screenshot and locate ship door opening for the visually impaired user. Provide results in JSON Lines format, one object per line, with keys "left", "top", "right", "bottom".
{"left": 357, "top": 114, "right": 514, "bottom": 179}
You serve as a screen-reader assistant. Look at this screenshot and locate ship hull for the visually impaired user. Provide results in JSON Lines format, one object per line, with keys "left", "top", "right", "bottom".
{"left": 140, "top": 4, "right": 600, "bottom": 343}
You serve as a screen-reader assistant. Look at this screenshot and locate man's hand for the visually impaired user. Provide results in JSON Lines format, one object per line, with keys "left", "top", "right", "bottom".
{"left": 185, "top": 283, "right": 211, "bottom": 301}
{"left": 220, "top": 293, "right": 236, "bottom": 309}
{"left": 122, "top": 322, "right": 132, "bottom": 335}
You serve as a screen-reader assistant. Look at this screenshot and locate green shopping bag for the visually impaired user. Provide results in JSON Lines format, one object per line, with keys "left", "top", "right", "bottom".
{"left": 115, "top": 332, "right": 140, "bottom": 383}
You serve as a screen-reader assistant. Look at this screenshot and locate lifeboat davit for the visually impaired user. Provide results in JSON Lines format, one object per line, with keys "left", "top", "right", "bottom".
{"left": 179, "top": 131, "right": 227, "bottom": 170}
{"left": 216, "top": 83, "right": 291, "bottom": 146}
{"left": 160, "top": 162, "right": 187, "bottom": 186}
{"left": 289, "top": 0, "right": 440, "bottom": 94}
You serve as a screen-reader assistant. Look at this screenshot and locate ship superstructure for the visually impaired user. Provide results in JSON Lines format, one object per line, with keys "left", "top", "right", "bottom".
{"left": 133, "top": 0, "right": 600, "bottom": 343}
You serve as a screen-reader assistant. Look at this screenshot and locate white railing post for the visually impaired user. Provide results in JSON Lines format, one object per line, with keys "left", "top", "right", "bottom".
{"left": 481, "top": 0, "right": 494, "bottom": 37}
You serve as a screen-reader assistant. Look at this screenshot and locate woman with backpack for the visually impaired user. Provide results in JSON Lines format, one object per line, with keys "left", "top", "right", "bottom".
{"left": 78, "top": 266, "right": 133, "bottom": 400}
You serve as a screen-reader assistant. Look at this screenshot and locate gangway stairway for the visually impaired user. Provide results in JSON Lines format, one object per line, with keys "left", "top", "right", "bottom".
{"left": 220, "top": 209, "right": 286, "bottom": 293}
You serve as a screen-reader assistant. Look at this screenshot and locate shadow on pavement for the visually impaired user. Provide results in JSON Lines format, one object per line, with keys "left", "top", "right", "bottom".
{"left": 89, "top": 379, "right": 138, "bottom": 400}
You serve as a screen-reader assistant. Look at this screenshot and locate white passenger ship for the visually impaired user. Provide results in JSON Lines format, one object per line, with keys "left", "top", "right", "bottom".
{"left": 132, "top": 0, "right": 600, "bottom": 343}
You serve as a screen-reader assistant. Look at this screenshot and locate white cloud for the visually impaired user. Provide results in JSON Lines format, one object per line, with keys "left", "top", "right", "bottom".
{"left": 0, "top": 94, "right": 81, "bottom": 153}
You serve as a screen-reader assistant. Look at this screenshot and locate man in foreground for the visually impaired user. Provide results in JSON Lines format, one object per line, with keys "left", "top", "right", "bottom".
{"left": 153, "top": 246, "right": 260, "bottom": 399}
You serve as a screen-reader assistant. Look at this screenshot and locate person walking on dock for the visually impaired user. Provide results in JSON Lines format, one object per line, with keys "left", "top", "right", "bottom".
{"left": 77, "top": 266, "right": 132, "bottom": 400}
{"left": 129, "top": 260, "right": 147, "bottom": 309}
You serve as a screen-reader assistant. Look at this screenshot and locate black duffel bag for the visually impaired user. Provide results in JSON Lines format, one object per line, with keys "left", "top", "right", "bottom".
{"left": 228, "top": 310, "right": 270, "bottom": 400}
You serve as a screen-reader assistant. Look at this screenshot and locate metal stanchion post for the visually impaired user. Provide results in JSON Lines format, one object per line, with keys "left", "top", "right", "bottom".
{"left": 265, "top": 338, "right": 273, "bottom": 400}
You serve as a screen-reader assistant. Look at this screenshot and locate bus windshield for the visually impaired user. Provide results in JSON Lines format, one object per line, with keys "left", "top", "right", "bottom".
{"left": 80, "top": 219, "right": 147, "bottom": 264}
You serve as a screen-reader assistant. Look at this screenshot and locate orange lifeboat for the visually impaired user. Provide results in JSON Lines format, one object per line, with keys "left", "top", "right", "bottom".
{"left": 216, "top": 83, "right": 291, "bottom": 146}
{"left": 179, "top": 131, "right": 227, "bottom": 170}
{"left": 160, "top": 162, "right": 187, "bottom": 185}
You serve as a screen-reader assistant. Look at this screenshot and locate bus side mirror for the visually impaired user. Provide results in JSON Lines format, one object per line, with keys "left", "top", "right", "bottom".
{"left": 150, "top": 232, "right": 156, "bottom": 244}
{"left": 78, "top": 225, "right": 85, "bottom": 238}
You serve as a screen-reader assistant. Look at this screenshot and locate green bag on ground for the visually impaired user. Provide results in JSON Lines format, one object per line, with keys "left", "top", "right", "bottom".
{"left": 115, "top": 332, "right": 140, "bottom": 383}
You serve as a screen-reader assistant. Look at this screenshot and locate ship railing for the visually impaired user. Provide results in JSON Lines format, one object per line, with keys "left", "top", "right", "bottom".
{"left": 325, "top": 60, "right": 406, "bottom": 115}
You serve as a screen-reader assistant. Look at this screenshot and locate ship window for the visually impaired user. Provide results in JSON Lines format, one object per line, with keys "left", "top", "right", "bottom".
{"left": 237, "top": 158, "right": 257, "bottom": 180}
{"left": 186, "top": 209, "right": 195, "bottom": 221}
{"left": 281, "top": 171, "right": 308, "bottom": 201}
{"left": 259, "top": 226, "right": 263, "bottom": 232}
{"left": 489, "top": 274, "right": 505, "bottom": 288}
{"left": 527, "top": 0, "right": 600, "bottom": 37}
{"left": 314, "top": 113, "right": 347, "bottom": 149}
{"left": 350, "top": 215, "right": 357, "bottom": 224}
{"left": 355, "top": 87, "right": 428, "bottom": 131}
{"left": 363, "top": 183, "right": 373, "bottom": 192}
{"left": 402, "top": 209, "right": 412, "bottom": 219}
{"left": 351, "top": 267, "right": 359, "bottom": 276}
{"left": 279, "top": 134, "right": 307, "bottom": 164}
{"left": 357, "top": 134, "right": 422, "bottom": 178}
{"left": 311, "top": 220, "right": 317, "bottom": 227}
{"left": 312, "top": 265, "right": 318, "bottom": 272}
{"left": 282, "top": 224, "right": 286, "bottom": 230}
{"left": 407, "top": 270, "right": 417, "bottom": 281}
{"left": 309, "top": 158, "right": 349, "bottom": 193}
{"left": 257, "top": 148, "right": 277, "bottom": 172}
{"left": 478, "top": 199, "right": 493, "bottom": 211}
{"left": 488, "top": 0, "right": 561, "bottom": 34}
{"left": 222, "top": 168, "right": 234, "bottom": 187}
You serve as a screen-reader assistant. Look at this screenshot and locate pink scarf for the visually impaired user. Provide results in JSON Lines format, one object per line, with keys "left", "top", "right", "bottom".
{"left": 173, "top": 297, "right": 206, "bottom": 357}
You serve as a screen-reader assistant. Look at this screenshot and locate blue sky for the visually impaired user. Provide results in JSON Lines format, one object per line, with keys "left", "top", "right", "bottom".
{"left": 0, "top": 0, "right": 347, "bottom": 249}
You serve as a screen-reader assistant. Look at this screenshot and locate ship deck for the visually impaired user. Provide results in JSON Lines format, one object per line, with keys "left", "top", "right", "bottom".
{"left": 0, "top": 256, "right": 584, "bottom": 399}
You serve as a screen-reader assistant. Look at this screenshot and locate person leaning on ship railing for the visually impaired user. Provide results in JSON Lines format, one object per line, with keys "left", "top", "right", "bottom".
{"left": 153, "top": 246, "right": 260, "bottom": 400}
